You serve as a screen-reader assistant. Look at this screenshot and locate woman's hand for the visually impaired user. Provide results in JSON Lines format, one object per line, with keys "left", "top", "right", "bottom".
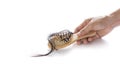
{"left": 74, "top": 16, "right": 114, "bottom": 44}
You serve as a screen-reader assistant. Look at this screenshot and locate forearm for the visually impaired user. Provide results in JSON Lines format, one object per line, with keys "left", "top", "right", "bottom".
{"left": 107, "top": 9, "right": 120, "bottom": 28}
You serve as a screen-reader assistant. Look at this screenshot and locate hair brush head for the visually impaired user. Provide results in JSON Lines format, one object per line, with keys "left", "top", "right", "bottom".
{"left": 33, "top": 30, "right": 74, "bottom": 57}
{"left": 48, "top": 30, "right": 73, "bottom": 50}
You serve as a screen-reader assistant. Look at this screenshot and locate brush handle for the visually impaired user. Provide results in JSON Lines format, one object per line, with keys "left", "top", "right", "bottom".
{"left": 71, "top": 31, "right": 96, "bottom": 43}
{"left": 77, "top": 31, "right": 96, "bottom": 40}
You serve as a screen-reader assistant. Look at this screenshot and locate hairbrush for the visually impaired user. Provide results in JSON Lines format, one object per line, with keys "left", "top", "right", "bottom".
{"left": 33, "top": 30, "right": 96, "bottom": 57}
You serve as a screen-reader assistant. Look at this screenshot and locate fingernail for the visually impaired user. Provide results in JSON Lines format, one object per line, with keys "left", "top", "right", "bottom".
{"left": 88, "top": 38, "right": 92, "bottom": 41}
{"left": 83, "top": 41, "right": 88, "bottom": 44}
{"left": 77, "top": 41, "right": 80, "bottom": 45}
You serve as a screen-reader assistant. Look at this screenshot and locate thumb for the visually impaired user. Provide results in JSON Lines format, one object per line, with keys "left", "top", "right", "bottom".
{"left": 77, "top": 24, "right": 92, "bottom": 36}
{"left": 74, "top": 18, "right": 93, "bottom": 33}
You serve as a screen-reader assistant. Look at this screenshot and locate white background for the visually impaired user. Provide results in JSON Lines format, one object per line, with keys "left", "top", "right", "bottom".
{"left": 0, "top": 0, "right": 120, "bottom": 76}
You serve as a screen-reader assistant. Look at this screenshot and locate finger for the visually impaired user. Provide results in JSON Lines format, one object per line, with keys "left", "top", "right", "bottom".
{"left": 91, "top": 35, "right": 98, "bottom": 41}
{"left": 88, "top": 34, "right": 101, "bottom": 42}
{"left": 81, "top": 38, "right": 88, "bottom": 44}
{"left": 77, "top": 40, "right": 82, "bottom": 45}
{"left": 92, "top": 34, "right": 100, "bottom": 40}
{"left": 88, "top": 37, "right": 93, "bottom": 42}
{"left": 74, "top": 18, "right": 93, "bottom": 33}
{"left": 96, "top": 32, "right": 101, "bottom": 38}
{"left": 78, "top": 26, "right": 92, "bottom": 37}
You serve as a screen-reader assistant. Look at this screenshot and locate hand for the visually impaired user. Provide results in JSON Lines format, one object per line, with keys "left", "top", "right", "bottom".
{"left": 74, "top": 16, "right": 114, "bottom": 45}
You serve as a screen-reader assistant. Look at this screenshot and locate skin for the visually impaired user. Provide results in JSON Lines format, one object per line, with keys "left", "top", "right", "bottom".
{"left": 74, "top": 9, "right": 120, "bottom": 45}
